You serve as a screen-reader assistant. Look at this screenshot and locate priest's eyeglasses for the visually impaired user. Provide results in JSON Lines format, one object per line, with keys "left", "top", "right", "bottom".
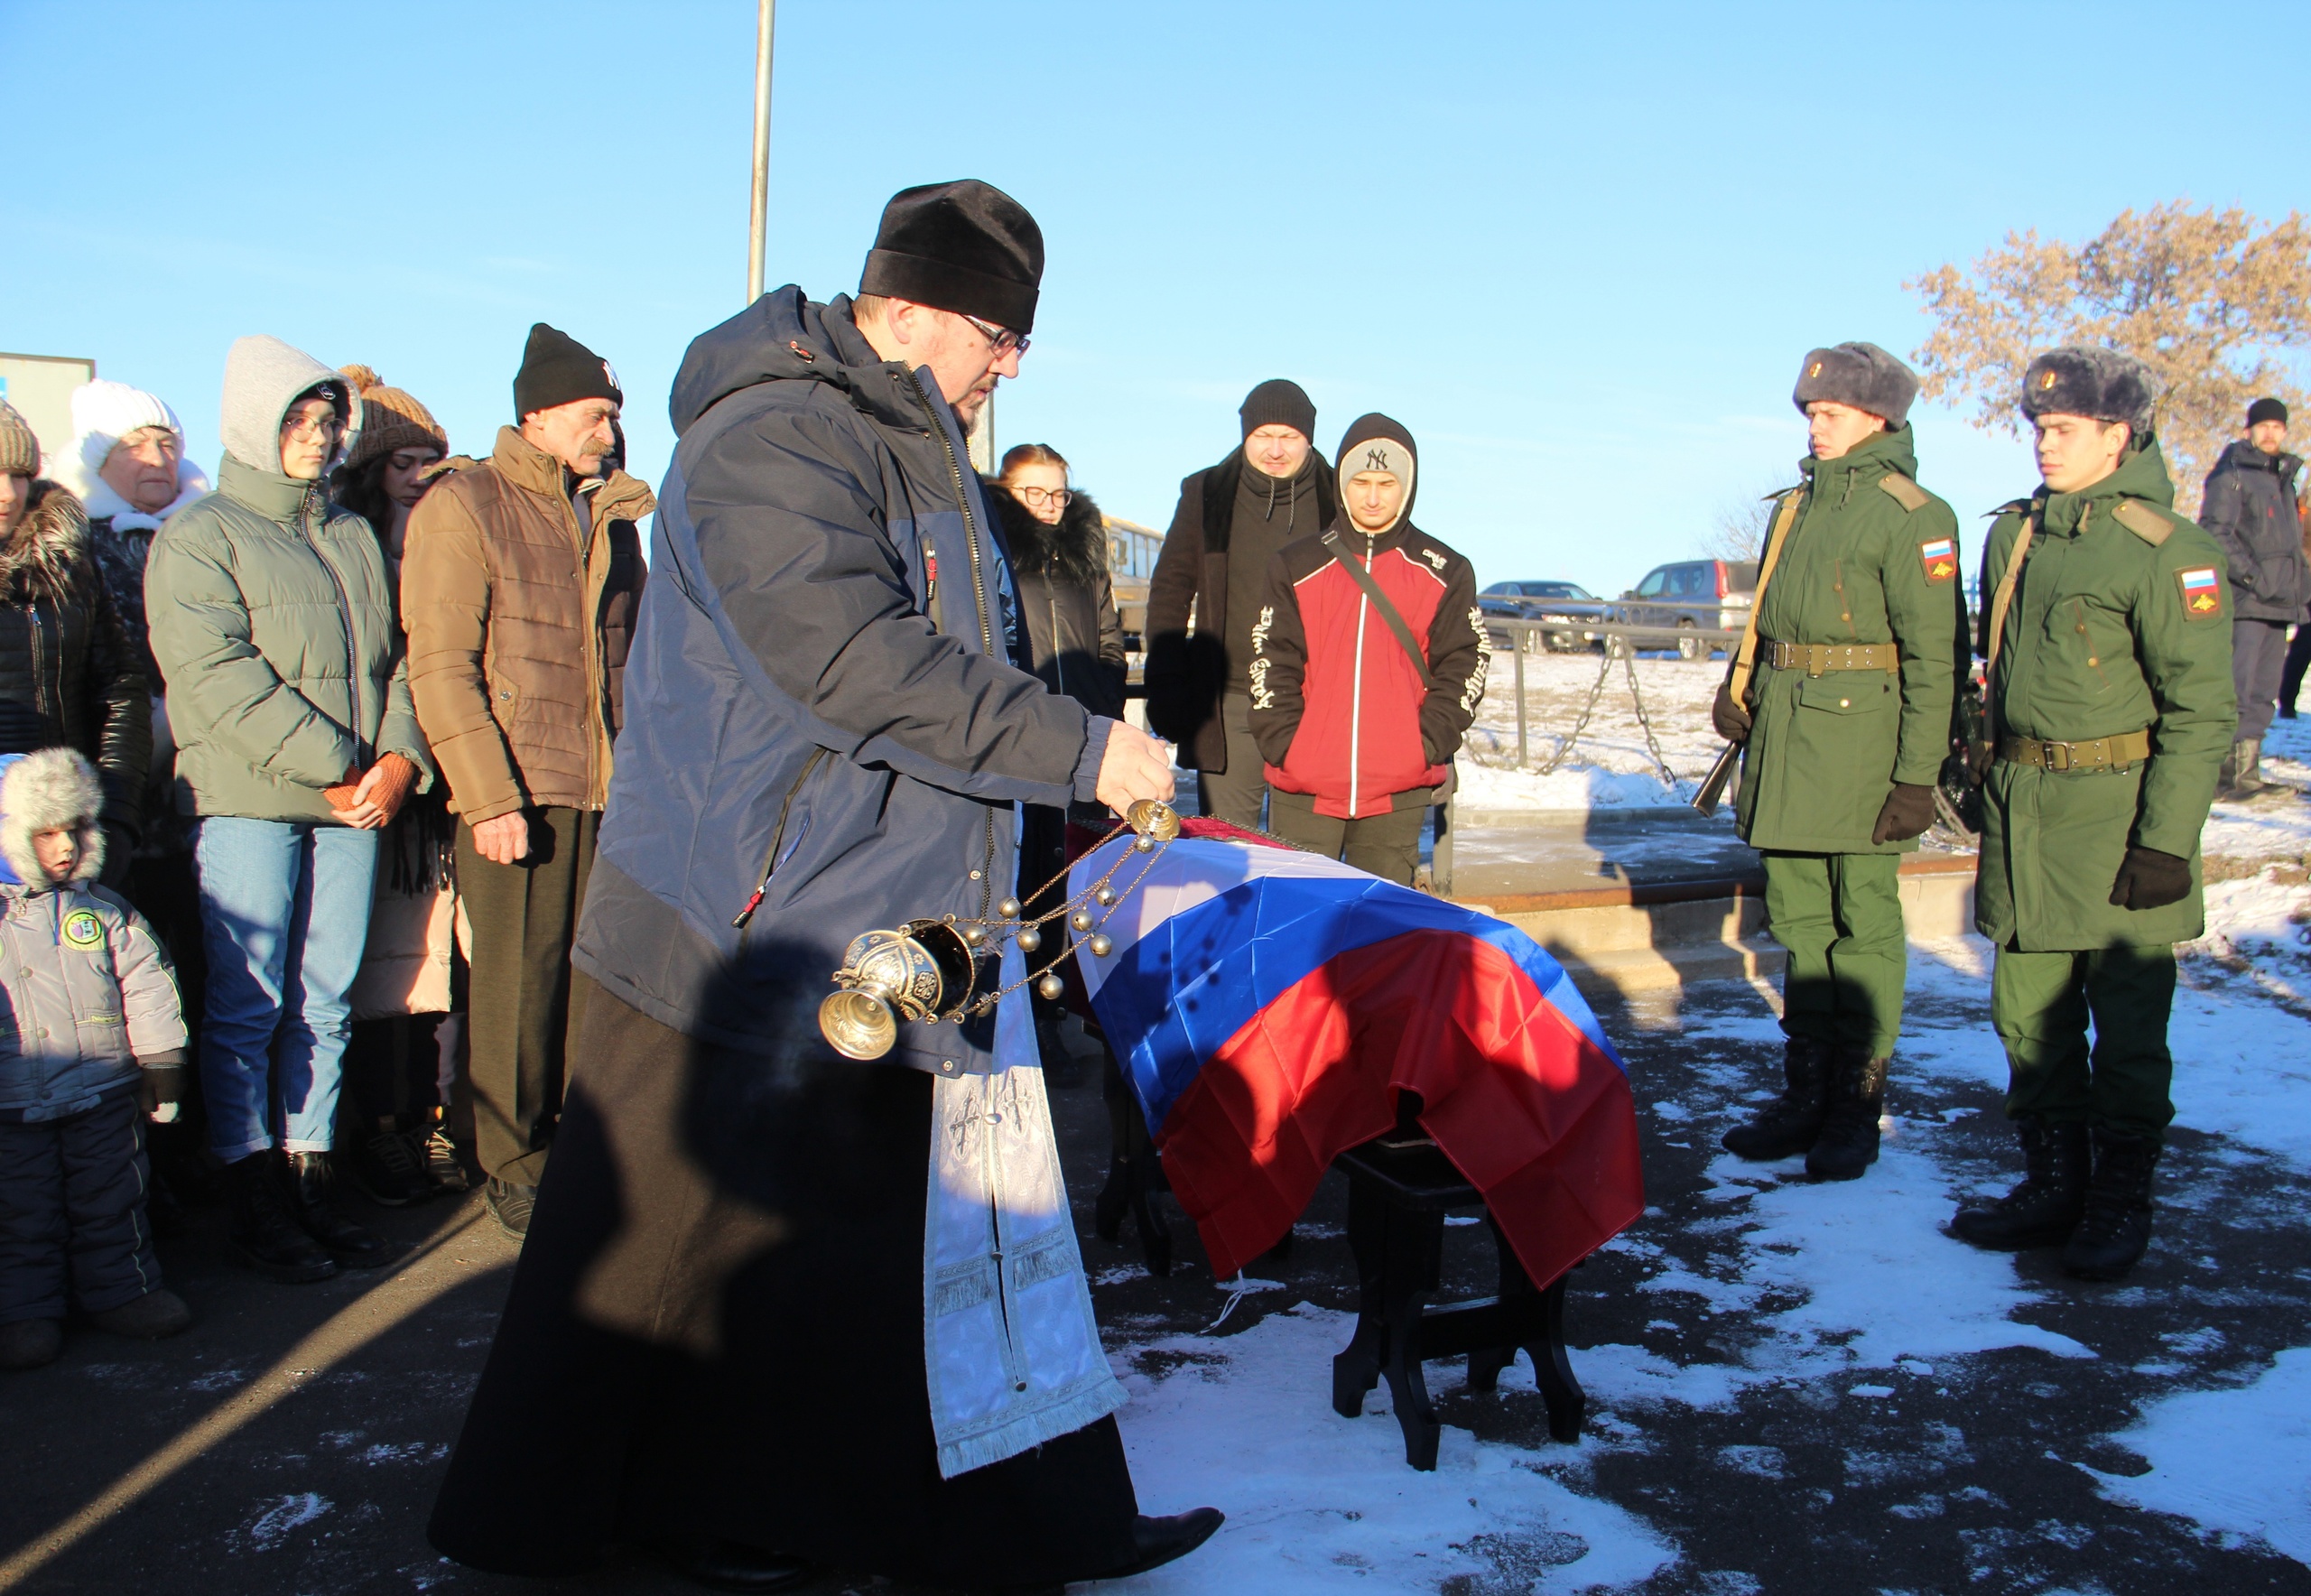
{"left": 958, "top": 312, "right": 1030, "bottom": 358}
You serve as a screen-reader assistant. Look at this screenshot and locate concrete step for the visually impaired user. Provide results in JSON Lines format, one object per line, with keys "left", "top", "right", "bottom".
{"left": 1454, "top": 854, "right": 1977, "bottom": 1003}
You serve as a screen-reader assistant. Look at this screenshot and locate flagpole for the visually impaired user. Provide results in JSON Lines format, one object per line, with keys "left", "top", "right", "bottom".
{"left": 746, "top": 0, "right": 776, "bottom": 305}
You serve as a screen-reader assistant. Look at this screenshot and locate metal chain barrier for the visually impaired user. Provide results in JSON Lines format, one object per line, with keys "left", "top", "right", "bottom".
{"left": 1527, "top": 645, "right": 1619, "bottom": 775}
{"left": 1620, "top": 647, "right": 1681, "bottom": 788}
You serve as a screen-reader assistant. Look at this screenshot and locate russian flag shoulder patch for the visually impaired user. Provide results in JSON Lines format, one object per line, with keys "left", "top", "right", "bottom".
{"left": 1919, "top": 537, "right": 1959, "bottom": 585}
{"left": 2176, "top": 566, "right": 2222, "bottom": 620}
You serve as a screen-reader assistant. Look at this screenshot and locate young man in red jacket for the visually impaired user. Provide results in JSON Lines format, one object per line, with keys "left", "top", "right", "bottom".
{"left": 1247, "top": 414, "right": 1488, "bottom": 883}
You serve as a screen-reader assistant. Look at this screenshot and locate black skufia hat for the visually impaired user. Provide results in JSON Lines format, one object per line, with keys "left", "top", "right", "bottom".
{"left": 859, "top": 180, "right": 1044, "bottom": 334}
{"left": 514, "top": 323, "right": 622, "bottom": 421}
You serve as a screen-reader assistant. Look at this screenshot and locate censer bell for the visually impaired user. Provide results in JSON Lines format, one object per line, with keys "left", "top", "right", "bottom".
{"left": 819, "top": 918, "right": 981, "bottom": 1061}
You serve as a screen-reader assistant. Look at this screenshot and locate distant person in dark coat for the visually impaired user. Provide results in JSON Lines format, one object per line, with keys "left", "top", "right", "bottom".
{"left": 1143, "top": 380, "right": 1338, "bottom": 826}
{"left": 2201, "top": 397, "right": 2304, "bottom": 797}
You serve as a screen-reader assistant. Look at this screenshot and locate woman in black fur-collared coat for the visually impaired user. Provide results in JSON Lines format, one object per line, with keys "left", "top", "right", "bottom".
{"left": 988, "top": 445, "right": 1128, "bottom": 1073}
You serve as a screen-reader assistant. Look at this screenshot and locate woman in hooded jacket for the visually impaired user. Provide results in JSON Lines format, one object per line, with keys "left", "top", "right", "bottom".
{"left": 145, "top": 337, "right": 435, "bottom": 1285}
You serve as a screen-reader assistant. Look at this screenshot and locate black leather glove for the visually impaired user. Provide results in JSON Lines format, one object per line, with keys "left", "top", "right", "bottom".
{"left": 2109, "top": 845, "right": 2192, "bottom": 911}
{"left": 1870, "top": 783, "right": 1938, "bottom": 844}
{"left": 136, "top": 1049, "right": 186, "bottom": 1123}
{"left": 1712, "top": 679, "right": 1752, "bottom": 744}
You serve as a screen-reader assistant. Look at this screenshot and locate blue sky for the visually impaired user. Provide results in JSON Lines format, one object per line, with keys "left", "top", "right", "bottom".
{"left": 6, "top": 1, "right": 2301, "bottom": 594}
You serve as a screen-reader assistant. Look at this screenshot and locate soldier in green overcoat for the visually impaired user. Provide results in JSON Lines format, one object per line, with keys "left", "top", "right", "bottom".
{"left": 1950, "top": 347, "right": 2235, "bottom": 1283}
{"left": 1714, "top": 343, "right": 1965, "bottom": 1181}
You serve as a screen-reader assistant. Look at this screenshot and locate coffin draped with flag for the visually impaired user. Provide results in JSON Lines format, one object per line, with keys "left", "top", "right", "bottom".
{"left": 1072, "top": 830, "right": 1644, "bottom": 1286}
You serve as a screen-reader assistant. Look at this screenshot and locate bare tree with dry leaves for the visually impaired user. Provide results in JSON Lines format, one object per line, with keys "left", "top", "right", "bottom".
{"left": 1907, "top": 202, "right": 2311, "bottom": 512}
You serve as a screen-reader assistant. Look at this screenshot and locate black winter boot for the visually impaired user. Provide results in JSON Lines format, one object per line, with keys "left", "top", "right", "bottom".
{"left": 226, "top": 1153, "right": 337, "bottom": 1283}
{"left": 1950, "top": 1117, "right": 2089, "bottom": 1248}
{"left": 2062, "top": 1129, "right": 2161, "bottom": 1282}
{"left": 280, "top": 1153, "right": 394, "bottom": 1269}
{"left": 1805, "top": 1048, "right": 1888, "bottom": 1181}
{"left": 1722, "top": 1037, "right": 1832, "bottom": 1160}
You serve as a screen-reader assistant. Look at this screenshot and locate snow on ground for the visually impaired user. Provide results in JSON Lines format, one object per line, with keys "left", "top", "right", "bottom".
{"left": 1110, "top": 1305, "right": 1675, "bottom": 1594}
{"left": 2084, "top": 1347, "right": 2311, "bottom": 1566}
{"left": 1457, "top": 649, "right": 1722, "bottom": 810}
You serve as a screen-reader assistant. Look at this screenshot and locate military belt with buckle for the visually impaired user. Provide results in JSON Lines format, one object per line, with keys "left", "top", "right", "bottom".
{"left": 1761, "top": 641, "right": 1900, "bottom": 676}
{"left": 1998, "top": 729, "right": 2152, "bottom": 773}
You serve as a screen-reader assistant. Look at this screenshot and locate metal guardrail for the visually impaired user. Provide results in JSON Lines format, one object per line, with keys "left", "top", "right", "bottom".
{"left": 1482, "top": 617, "right": 1738, "bottom": 770}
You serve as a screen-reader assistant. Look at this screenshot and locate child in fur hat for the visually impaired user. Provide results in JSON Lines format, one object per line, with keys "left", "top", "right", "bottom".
{"left": 0, "top": 747, "right": 190, "bottom": 1369}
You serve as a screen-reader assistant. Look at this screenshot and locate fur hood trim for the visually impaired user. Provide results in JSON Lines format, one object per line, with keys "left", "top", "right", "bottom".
{"left": 0, "top": 484, "right": 94, "bottom": 604}
{"left": 985, "top": 481, "right": 1109, "bottom": 584}
{"left": 0, "top": 749, "right": 105, "bottom": 888}
{"left": 54, "top": 451, "right": 210, "bottom": 534}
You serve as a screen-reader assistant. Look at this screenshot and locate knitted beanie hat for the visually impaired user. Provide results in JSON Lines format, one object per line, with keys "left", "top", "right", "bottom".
{"left": 1239, "top": 378, "right": 1316, "bottom": 441}
{"left": 0, "top": 401, "right": 39, "bottom": 478}
{"left": 69, "top": 379, "right": 183, "bottom": 478}
{"left": 338, "top": 366, "right": 448, "bottom": 474}
{"left": 2249, "top": 396, "right": 2289, "bottom": 428}
{"left": 514, "top": 324, "right": 622, "bottom": 421}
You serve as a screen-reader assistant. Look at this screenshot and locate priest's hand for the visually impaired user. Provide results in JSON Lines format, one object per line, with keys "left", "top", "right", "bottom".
{"left": 1096, "top": 723, "right": 1176, "bottom": 813}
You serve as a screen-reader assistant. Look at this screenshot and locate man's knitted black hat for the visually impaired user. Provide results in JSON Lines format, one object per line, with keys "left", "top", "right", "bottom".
{"left": 2019, "top": 346, "right": 2158, "bottom": 437}
{"left": 1791, "top": 342, "right": 1917, "bottom": 426}
{"left": 2249, "top": 396, "right": 2290, "bottom": 428}
{"left": 859, "top": 180, "right": 1044, "bottom": 334}
{"left": 515, "top": 323, "right": 622, "bottom": 421}
{"left": 1239, "top": 378, "right": 1316, "bottom": 441}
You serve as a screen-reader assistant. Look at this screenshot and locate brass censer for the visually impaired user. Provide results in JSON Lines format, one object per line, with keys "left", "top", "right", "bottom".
{"left": 819, "top": 799, "right": 1182, "bottom": 1061}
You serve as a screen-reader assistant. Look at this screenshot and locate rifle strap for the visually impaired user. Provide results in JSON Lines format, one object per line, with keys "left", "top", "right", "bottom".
{"left": 1982, "top": 515, "right": 2037, "bottom": 744}
{"left": 1323, "top": 532, "right": 1436, "bottom": 690}
{"left": 1726, "top": 490, "right": 1805, "bottom": 707}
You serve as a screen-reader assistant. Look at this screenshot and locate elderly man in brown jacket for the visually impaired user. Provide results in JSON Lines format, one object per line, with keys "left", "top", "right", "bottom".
{"left": 402, "top": 324, "right": 653, "bottom": 1238}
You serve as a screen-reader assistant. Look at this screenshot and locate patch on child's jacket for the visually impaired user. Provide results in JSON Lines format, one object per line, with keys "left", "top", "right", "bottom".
{"left": 62, "top": 909, "right": 102, "bottom": 950}
{"left": 2176, "top": 566, "right": 2222, "bottom": 620}
{"left": 1919, "top": 538, "right": 1959, "bottom": 584}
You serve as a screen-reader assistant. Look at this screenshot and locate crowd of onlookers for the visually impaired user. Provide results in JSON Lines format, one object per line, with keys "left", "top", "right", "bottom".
{"left": 0, "top": 325, "right": 661, "bottom": 1369}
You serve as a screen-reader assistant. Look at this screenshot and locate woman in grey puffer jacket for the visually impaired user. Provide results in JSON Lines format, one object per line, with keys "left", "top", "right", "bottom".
{"left": 145, "top": 336, "right": 433, "bottom": 1286}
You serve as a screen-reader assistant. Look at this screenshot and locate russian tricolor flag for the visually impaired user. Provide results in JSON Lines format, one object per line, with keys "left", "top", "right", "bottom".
{"left": 1070, "top": 827, "right": 1645, "bottom": 1287}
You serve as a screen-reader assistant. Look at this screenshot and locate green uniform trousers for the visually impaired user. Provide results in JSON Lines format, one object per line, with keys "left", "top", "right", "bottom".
{"left": 1762, "top": 850, "right": 1906, "bottom": 1058}
{"left": 1990, "top": 942, "right": 2176, "bottom": 1142}
{"left": 458, "top": 808, "right": 599, "bottom": 1185}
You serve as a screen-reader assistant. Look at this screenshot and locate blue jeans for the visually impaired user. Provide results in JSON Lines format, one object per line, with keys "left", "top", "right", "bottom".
{"left": 194, "top": 819, "right": 379, "bottom": 1161}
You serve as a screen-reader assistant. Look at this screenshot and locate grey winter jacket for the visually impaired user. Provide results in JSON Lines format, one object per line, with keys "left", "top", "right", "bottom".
{"left": 0, "top": 752, "right": 185, "bottom": 1124}
{"left": 2200, "top": 440, "right": 2306, "bottom": 621}
{"left": 574, "top": 290, "right": 1112, "bottom": 1072}
{"left": 146, "top": 338, "right": 432, "bottom": 821}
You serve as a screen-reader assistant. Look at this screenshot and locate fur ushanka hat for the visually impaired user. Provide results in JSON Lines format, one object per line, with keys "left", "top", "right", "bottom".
{"left": 1792, "top": 342, "right": 1918, "bottom": 427}
{"left": 2019, "top": 346, "right": 2159, "bottom": 439}
{"left": 0, "top": 748, "right": 104, "bottom": 887}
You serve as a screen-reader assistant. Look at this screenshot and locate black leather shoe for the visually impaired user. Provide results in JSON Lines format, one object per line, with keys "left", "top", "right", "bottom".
{"left": 281, "top": 1152, "right": 394, "bottom": 1268}
{"left": 1951, "top": 1118, "right": 2089, "bottom": 1249}
{"left": 1100, "top": 1508, "right": 1225, "bottom": 1580}
{"left": 1805, "top": 1049, "right": 1888, "bottom": 1182}
{"left": 651, "top": 1536, "right": 813, "bottom": 1592}
{"left": 486, "top": 1178, "right": 539, "bottom": 1239}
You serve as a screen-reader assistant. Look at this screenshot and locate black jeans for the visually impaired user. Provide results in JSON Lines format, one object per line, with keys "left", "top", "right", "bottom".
{"left": 1267, "top": 789, "right": 1428, "bottom": 885}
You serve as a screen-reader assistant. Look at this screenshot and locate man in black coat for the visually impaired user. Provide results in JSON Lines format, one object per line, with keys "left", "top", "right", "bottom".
{"left": 2202, "top": 396, "right": 2305, "bottom": 797}
{"left": 1143, "top": 380, "right": 1337, "bottom": 826}
{"left": 426, "top": 181, "right": 1216, "bottom": 1594}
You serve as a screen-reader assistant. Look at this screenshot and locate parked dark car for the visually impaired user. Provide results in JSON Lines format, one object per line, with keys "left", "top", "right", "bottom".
{"left": 1478, "top": 580, "right": 1612, "bottom": 652}
{"left": 1610, "top": 559, "right": 1757, "bottom": 660}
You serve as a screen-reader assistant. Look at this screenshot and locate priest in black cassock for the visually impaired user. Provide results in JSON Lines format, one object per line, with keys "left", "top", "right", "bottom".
{"left": 426, "top": 181, "right": 1220, "bottom": 1591}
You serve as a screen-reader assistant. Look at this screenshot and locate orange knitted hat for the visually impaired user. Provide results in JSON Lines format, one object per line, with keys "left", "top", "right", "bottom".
{"left": 339, "top": 365, "right": 447, "bottom": 473}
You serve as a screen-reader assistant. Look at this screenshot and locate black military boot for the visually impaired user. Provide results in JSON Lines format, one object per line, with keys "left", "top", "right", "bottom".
{"left": 1721, "top": 1037, "right": 1832, "bottom": 1160}
{"left": 226, "top": 1152, "right": 337, "bottom": 1284}
{"left": 2062, "top": 1128, "right": 2161, "bottom": 1282}
{"left": 1950, "top": 1117, "right": 2089, "bottom": 1248}
{"left": 280, "top": 1152, "right": 394, "bottom": 1269}
{"left": 1805, "top": 1047, "right": 1887, "bottom": 1181}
